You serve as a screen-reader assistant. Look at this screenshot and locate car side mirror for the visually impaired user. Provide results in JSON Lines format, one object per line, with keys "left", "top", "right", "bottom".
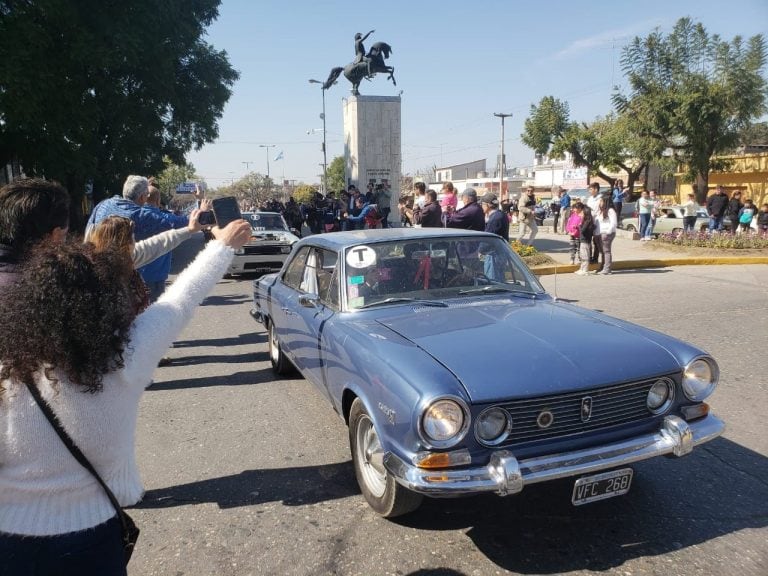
{"left": 299, "top": 294, "right": 319, "bottom": 308}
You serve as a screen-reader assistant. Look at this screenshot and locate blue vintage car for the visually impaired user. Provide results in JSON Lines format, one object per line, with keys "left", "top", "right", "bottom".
{"left": 251, "top": 228, "right": 724, "bottom": 517}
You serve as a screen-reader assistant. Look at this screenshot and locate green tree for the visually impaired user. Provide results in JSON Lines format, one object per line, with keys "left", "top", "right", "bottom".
{"left": 0, "top": 0, "right": 238, "bottom": 227}
{"left": 738, "top": 121, "right": 768, "bottom": 147}
{"left": 521, "top": 96, "right": 571, "bottom": 156}
{"left": 552, "top": 114, "right": 664, "bottom": 191}
{"left": 326, "top": 156, "right": 346, "bottom": 193}
{"left": 155, "top": 157, "right": 198, "bottom": 208}
{"left": 614, "top": 18, "right": 767, "bottom": 201}
{"left": 293, "top": 184, "right": 318, "bottom": 204}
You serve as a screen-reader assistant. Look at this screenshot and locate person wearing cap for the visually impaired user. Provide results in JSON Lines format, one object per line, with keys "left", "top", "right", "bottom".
{"left": 481, "top": 192, "right": 509, "bottom": 240}
{"left": 446, "top": 188, "right": 484, "bottom": 231}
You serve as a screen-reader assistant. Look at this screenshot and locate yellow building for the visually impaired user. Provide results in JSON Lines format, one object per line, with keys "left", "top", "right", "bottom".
{"left": 676, "top": 151, "right": 768, "bottom": 206}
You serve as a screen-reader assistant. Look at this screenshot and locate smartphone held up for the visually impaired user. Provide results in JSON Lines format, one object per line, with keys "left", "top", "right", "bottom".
{"left": 197, "top": 196, "right": 243, "bottom": 228}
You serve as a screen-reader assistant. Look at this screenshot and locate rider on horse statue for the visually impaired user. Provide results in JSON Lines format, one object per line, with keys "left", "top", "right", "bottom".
{"left": 354, "top": 30, "right": 375, "bottom": 77}
{"left": 321, "top": 30, "right": 396, "bottom": 95}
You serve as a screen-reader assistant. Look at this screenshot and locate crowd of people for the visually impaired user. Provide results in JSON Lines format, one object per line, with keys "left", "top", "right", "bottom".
{"left": 0, "top": 177, "right": 252, "bottom": 575}
{"left": 247, "top": 181, "right": 394, "bottom": 236}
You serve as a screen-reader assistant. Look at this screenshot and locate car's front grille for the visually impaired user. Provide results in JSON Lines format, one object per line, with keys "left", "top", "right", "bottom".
{"left": 243, "top": 245, "right": 286, "bottom": 256}
{"left": 491, "top": 376, "right": 673, "bottom": 446}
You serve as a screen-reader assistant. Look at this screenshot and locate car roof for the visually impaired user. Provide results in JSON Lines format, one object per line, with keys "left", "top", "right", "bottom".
{"left": 293, "top": 228, "right": 498, "bottom": 251}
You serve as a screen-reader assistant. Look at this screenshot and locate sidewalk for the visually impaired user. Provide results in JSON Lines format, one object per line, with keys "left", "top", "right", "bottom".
{"left": 526, "top": 229, "right": 768, "bottom": 275}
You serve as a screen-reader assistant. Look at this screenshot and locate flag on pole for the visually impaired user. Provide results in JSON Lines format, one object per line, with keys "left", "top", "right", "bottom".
{"left": 274, "top": 150, "right": 284, "bottom": 161}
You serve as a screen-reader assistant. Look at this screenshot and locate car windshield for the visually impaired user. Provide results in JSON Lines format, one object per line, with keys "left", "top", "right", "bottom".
{"left": 343, "top": 237, "right": 544, "bottom": 310}
{"left": 245, "top": 213, "right": 288, "bottom": 232}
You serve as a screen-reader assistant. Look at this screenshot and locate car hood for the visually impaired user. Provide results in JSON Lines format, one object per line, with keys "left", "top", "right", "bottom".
{"left": 377, "top": 300, "right": 681, "bottom": 403}
{"left": 249, "top": 230, "right": 298, "bottom": 243}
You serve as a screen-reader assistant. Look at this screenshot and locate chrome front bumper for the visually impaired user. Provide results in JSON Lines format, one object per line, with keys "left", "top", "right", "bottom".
{"left": 384, "top": 414, "right": 724, "bottom": 497}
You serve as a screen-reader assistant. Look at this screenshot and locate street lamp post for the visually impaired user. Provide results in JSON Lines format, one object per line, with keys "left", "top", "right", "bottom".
{"left": 493, "top": 112, "right": 512, "bottom": 204}
{"left": 309, "top": 79, "right": 328, "bottom": 195}
{"left": 242, "top": 161, "right": 254, "bottom": 173}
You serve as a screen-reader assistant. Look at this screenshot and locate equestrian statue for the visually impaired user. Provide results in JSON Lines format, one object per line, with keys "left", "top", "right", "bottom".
{"left": 322, "top": 30, "right": 396, "bottom": 96}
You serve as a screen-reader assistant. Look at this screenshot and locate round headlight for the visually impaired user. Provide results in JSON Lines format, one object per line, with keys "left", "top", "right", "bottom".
{"left": 421, "top": 399, "right": 467, "bottom": 448}
{"left": 234, "top": 247, "right": 245, "bottom": 255}
{"left": 475, "top": 407, "right": 511, "bottom": 444}
{"left": 682, "top": 357, "right": 719, "bottom": 401}
{"left": 647, "top": 378, "right": 674, "bottom": 414}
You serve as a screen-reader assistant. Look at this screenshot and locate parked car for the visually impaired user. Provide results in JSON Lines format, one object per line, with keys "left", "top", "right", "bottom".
{"left": 227, "top": 211, "right": 299, "bottom": 275}
{"left": 251, "top": 228, "right": 724, "bottom": 517}
{"left": 621, "top": 205, "right": 710, "bottom": 235}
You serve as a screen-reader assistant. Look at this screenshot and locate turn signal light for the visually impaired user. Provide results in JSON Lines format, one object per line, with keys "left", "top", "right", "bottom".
{"left": 414, "top": 449, "right": 471, "bottom": 469}
{"left": 681, "top": 403, "right": 709, "bottom": 421}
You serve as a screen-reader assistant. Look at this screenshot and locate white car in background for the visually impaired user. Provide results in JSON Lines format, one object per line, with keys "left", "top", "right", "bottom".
{"left": 622, "top": 205, "right": 710, "bottom": 235}
{"left": 228, "top": 212, "right": 299, "bottom": 276}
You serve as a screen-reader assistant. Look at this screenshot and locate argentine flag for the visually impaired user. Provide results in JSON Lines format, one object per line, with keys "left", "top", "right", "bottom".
{"left": 274, "top": 150, "right": 284, "bottom": 161}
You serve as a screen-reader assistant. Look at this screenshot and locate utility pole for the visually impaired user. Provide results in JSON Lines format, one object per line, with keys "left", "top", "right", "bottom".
{"left": 242, "top": 161, "right": 254, "bottom": 173}
{"left": 309, "top": 79, "right": 328, "bottom": 195}
{"left": 493, "top": 113, "right": 512, "bottom": 203}
{"left": 259, "top": 145, "right": 275, "bottom": 178}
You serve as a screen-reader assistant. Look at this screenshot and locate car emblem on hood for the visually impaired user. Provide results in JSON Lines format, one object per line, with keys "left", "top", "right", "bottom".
{"left": 581, "top": 396, "right": 593, "bottom": 422}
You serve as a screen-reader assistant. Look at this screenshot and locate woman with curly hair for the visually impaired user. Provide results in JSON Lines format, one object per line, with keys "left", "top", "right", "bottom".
{"left": 0, "top": 219, "right": 251, "bottom": 575}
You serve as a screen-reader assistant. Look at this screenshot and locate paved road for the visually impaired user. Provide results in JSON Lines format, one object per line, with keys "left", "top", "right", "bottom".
{"left": 128, "top": 235, "right": 768, "bottom": 575}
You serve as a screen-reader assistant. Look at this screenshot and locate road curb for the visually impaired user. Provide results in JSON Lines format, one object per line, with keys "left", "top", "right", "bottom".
{"left": 532, "top": 256, "right": 768, "bottom": 276}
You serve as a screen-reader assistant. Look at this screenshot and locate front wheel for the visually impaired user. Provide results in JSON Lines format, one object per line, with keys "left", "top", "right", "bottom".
{"left": 624, "top": 224, "right": 637, "bottom": 232}
{"left": 269, "top": 321, "right": 294, "bottom": 376}
{"left": 349, "top": 399, "right": 423, "bottom": 518}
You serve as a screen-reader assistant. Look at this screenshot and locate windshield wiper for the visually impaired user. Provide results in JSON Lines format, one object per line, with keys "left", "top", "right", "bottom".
{"left": 458, "top": 285, "right": 536, "bottom": 298}
{"left": 356, "top": 297, "right": 448, "bottom": 309}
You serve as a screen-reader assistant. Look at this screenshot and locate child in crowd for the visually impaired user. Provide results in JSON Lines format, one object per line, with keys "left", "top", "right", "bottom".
{"left": 576, "top": 204, "right": 594, "bottom": 276}
{"left": 757, "top": 203, "right": 768, "bottom": 235}
{"left": 738, "top": 200, "right": 756, "bottom": 233}
{"left": 565, "top": 202, "right": 583, "bottom": 265}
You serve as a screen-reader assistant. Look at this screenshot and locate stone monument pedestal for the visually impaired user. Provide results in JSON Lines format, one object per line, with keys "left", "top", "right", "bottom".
{"left": 343, "top": 95, "right": 401, "bottom": 226}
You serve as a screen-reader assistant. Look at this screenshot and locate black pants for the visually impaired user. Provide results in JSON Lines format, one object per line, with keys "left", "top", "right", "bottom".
{"left": 0, "top": 515, "right": 126, "bottom": 576}
{"left": 592, "top": 234, "right": 603, "bottom": 266}
{"left": 552, "top": 212, "right": 560, "bottom": 233}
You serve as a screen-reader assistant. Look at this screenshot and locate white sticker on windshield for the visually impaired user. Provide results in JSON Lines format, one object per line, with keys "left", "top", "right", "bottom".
{"left": 346, "top": 245, "right": 377, "bottom": 269}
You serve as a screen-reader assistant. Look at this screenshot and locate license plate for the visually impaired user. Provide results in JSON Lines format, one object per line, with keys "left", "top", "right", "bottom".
{"left": 572, "top": 468, "right": 633, "bottom": 506}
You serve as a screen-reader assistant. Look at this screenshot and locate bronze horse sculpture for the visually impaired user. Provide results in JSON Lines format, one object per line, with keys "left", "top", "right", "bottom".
{"left": 322, "top": 42, "right": 396, "bottom": 95}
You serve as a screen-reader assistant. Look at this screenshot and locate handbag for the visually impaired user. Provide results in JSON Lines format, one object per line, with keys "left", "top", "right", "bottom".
{"left": 25, "top": 381, "right": 140, "bottom": 565}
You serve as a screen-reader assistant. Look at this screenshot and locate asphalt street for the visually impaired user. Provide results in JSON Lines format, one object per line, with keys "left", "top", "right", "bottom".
{"left": 128, "top": 234, "right": 768, "bottom": 576}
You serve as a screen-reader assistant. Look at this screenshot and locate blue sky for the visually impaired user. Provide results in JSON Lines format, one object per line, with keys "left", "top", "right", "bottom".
{"left": 187, "top": 0, "right": 768, "bottom": 188}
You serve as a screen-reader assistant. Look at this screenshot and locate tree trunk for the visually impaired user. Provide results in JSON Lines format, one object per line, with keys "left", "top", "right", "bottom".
{"left": 695, "top": 172, "right": 709, "bottom": 204}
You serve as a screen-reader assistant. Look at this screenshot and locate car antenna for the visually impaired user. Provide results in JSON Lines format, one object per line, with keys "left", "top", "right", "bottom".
{"left": 552, "top": 260, "right": 558, "bottom": 302}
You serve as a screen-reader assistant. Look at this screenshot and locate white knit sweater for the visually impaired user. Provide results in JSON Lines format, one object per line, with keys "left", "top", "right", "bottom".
{"left": 0, "top": 240, "right": 234, "bottom": 536}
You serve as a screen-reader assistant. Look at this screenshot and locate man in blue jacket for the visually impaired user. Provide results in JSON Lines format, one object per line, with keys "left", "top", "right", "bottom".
{"left": 481, "top": 192, "right": 509, "bottom": 240}
{"left": 446, "top": 188, "right": 484, "bottom": 231}
{"left": 85, "top": 175, "right": 189, "bottom": 243}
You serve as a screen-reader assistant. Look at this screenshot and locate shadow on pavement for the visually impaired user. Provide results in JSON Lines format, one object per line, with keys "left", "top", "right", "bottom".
{"left": 147, "top": 368, "right": 275, "bottom": 391}
{"left": 157, "top": 351, "right": 266, "bottom": 367}
{"left": 173, "top": 332, "right": 265, "bottom": 348}
{"left": 136, "top": 461, "right": 357, "bottom": 509}
{"left": 529, "top": 237, "right": 572, "bottom": 254}
{"left": 201, "top": 294, "right": 252, "bottom": 306}
{"left": 395, "top": 437, "right": 767, "bottom": 574}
